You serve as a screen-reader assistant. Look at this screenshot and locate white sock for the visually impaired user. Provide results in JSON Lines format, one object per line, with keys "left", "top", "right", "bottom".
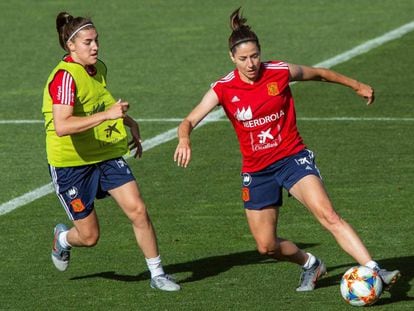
{"left": 58, "top": 230, "right": 72, "bottom": 249}
{"left": 146, "top": 255, "right": 165, "bottom": 278}
{"left": 364, "top": 260, "right": 380, "bottom": 270}
{"left": 303, "top": 252, "right": 316, "bottom": 269}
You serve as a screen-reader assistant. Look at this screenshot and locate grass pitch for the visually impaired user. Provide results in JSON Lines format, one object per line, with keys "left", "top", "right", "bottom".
{"left": 0, "top": 1, "right": 413, "bottom": 310}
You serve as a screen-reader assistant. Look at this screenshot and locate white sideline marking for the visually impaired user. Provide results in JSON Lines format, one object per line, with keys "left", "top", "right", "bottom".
{"left": 1, "top": 21, "right": 414, "bottom": 216}
{"left": 313, "top": 21, "right": 414, "bottom": 68}
{"left": 0, "top": 119, "right": 186, "bottom": 124}
{"left": 1, "top": 117, "right": 414, "bottom": 124}
{"left": 0, "top": 109, "right": 223, "bottom": 216}
{"left": 298, "top": 117, "right": 414, "bottom": 121}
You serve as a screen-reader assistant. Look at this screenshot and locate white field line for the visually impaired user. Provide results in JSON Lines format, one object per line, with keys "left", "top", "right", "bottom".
{"left": 1, "top": 21, "right": 414, "bottom": 216}
{"left": 0, "top": 109, "right": 224, "bottom": 216}
{"left": 298, "top": 117, "right": 414, "bottom": 121}
{"left": 1, "top": 116, "right": 414, "bottom": 124}
{"left": 0, "top": 119, "right": 183, "bottom": 124}
{"left": 1, "top": 117, "right": 414, "bottom": 125}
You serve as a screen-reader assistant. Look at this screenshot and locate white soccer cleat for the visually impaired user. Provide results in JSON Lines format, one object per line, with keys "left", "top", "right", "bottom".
{"left": 150, "top": 274, "right": 181, "bottom": 291}
{"left": 296, "top": 258, "right": 327, "bottom": 292}
{"left": 376, "top": 268, "right": 401, "bottom": 290}
{"left": 51, "top": 223, "right": 71, "bottom": 272}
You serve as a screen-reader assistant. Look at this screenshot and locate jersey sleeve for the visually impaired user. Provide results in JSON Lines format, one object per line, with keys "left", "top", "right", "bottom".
{"left": 211, "top": 81, "right": 223, "bottom": 104}
{"left": 48, "top": 70, "right": 76, "bottom": 106}
{"left": 210, "top": 71, "right": 236, "bottom": 105}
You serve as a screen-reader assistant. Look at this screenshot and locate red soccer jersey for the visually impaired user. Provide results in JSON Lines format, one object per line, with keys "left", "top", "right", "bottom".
{"left": 212, "top": 61, "right": 306, "bottom": 173}
{"left": 49, "top": 56, "right": 76, "bottom": 106}
{"left": 48, "top": 56, "right": 97, "bottom": 106}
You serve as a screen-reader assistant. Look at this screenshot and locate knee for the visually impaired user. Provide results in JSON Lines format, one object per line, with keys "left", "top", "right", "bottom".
{"left": 128, "top": 205, "right": 150, "bottom": 227}
{"left": 320, "top": 208, "right": 342, "bottom": 229}
{"left": 79, "top": 231, "right": 100, "bottom": 247}
{"left": 326, "top": 209, "right": 341, "bottom": 224}
{"left": 256, "top": 243, "right": 279, "bottom": 258}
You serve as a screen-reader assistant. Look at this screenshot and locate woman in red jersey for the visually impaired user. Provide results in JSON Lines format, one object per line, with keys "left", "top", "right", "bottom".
{"left": 174, "top": 7, "right": 400, "bottom": 291}
{"left": 43, "top": 12, "right": 179, "bottom": 291}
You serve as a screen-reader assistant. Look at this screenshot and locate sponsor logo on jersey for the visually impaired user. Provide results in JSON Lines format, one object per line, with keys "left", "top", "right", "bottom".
{"left": 242, "top": 109, "right": 285, "bottom": 128}
{"left": 104, "top": 123, "right": 121, "bottom": 138}
{"left": 57, "top": 86, "right": 62, "bottom": 101}
{"left": 235, "top": 106, "right": 252, "bottom": 121}
{"left": 253, "top": 141, "right": 280, "bottom": 151}
{"left": 267, "top": 82, "right": 279, "bottom": 96}
{"left": 258, "top": 128, "right": 274, "bottom": 144}
{"left": 251, "top": 125, "right": 283, "bottom": 152}
{"left": 231, "top": 95, "right": 240, "bottom": 102}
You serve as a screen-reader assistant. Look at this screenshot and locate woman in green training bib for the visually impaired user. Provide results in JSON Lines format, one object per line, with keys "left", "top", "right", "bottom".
{"left": 42, "top": 11, "right": 180, "bottom": 291}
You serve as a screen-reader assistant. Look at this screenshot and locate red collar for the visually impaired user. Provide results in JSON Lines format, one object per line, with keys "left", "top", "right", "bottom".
{"left": 63, "top": 55, "right": 97, "bottom": 76}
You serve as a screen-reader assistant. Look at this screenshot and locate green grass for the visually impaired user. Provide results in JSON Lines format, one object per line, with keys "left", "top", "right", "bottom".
{"left": 1, "top": 1, "right": 414, "bottom": 310}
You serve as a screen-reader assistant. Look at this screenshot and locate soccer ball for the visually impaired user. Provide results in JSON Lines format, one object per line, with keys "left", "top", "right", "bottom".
{"left": 340, "top": 266, "right": 383, "bottom": 307}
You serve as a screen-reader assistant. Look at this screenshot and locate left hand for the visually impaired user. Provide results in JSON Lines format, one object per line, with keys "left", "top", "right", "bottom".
{"left": 354, "top": 82, "right": 375, "bottom": 105}
{"left": 128, "top": 125, "right": 143, "bottom": 158}
{"left": 174, "top": 137, "right": 192, "bottom": 168}
{"left": 123, "top": 113, "right": 143, "bottom": 158}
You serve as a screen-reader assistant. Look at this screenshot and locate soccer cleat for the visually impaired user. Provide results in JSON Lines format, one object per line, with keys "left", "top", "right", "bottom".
{"left": 150, "top": 274, "right": 181, "bottom": 291}
{"left": 51, "top": 223, "right": 71, "bottom": 272}
{"left": 296, "top": 258, "right": 327, "bottom": 292}
{"left": 376, "top": 268, "right": 401, "bottom": 290}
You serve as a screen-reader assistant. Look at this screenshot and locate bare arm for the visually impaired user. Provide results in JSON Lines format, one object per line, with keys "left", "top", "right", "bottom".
{"left": 288, "top": 63, "right": 375, "bottom": 105}
{"left": 174, "top": 88, "right": 220, "bottom": 168}
{"left": 123, "top": 114, "right": 143, "bottom": 159}
{"left": 53, "top": 99, "right": 129, "bottom": 136}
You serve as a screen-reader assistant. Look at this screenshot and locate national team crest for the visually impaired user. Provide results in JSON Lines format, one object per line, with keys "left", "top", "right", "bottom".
{"left": 267, "top": 82, "right": 279, "bottom": 96}
{"left": 242, "top": 187, "right": 250, "bottom": 202}
{"left": 70, "top": 198, "right": 85, "bottom": 213}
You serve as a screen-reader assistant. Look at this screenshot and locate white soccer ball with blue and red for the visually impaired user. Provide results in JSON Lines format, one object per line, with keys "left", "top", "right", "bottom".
{"left": 340, "top": 265, "right": 383, "bottom": 307}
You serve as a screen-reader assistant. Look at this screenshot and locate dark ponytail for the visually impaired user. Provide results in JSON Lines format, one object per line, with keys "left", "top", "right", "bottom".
{"left": 56, "top": 12, "right": 94, "bottom": 51}
{"left": 228, "top": 7, "right": 260, "bottom": 54}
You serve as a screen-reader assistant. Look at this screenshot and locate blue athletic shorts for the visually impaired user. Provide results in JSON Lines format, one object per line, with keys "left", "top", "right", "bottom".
{"left": 49, "top": 157, "right": 135, "bottom": 221}
{"left": 240, "top": 149, "right": 322, "bottom": 210}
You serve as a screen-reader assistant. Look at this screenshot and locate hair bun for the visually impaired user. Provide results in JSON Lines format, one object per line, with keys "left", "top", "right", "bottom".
{"left": 230, "top": 7, "right": 248, "bottom": 31}
{"left": 228, "top": 7, "right": 260, "bottom": 52}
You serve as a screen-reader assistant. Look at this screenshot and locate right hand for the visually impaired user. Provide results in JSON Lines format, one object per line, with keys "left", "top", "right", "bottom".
{"left": 106, "top": 99, "right": 129, "bottom": 120}
{"left": 174, "top": 138, "right": 192, "bottom": 168}
{"left": 172, "top": 89, "right": 220, "bottom": 168}
{"left": 353, "top": 82, "right": 375, "bottom": 106}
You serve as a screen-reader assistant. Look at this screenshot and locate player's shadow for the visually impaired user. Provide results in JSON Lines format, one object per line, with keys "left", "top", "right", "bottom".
{"left": 71, "top": 250, "right": 413, "bottom": 304}
{"left": 71, "top": 242, "right": 316, "bottom": 283}
{"left": 317, "top": 256, "right": 414, "bottom": 305}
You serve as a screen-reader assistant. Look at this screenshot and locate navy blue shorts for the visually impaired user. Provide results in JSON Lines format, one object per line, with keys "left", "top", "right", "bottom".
{"left": 49, "top": 157, "right": 135, "bottom": 221}
{"left": 241, "top": 149, "right": 322, "bottom": 210}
